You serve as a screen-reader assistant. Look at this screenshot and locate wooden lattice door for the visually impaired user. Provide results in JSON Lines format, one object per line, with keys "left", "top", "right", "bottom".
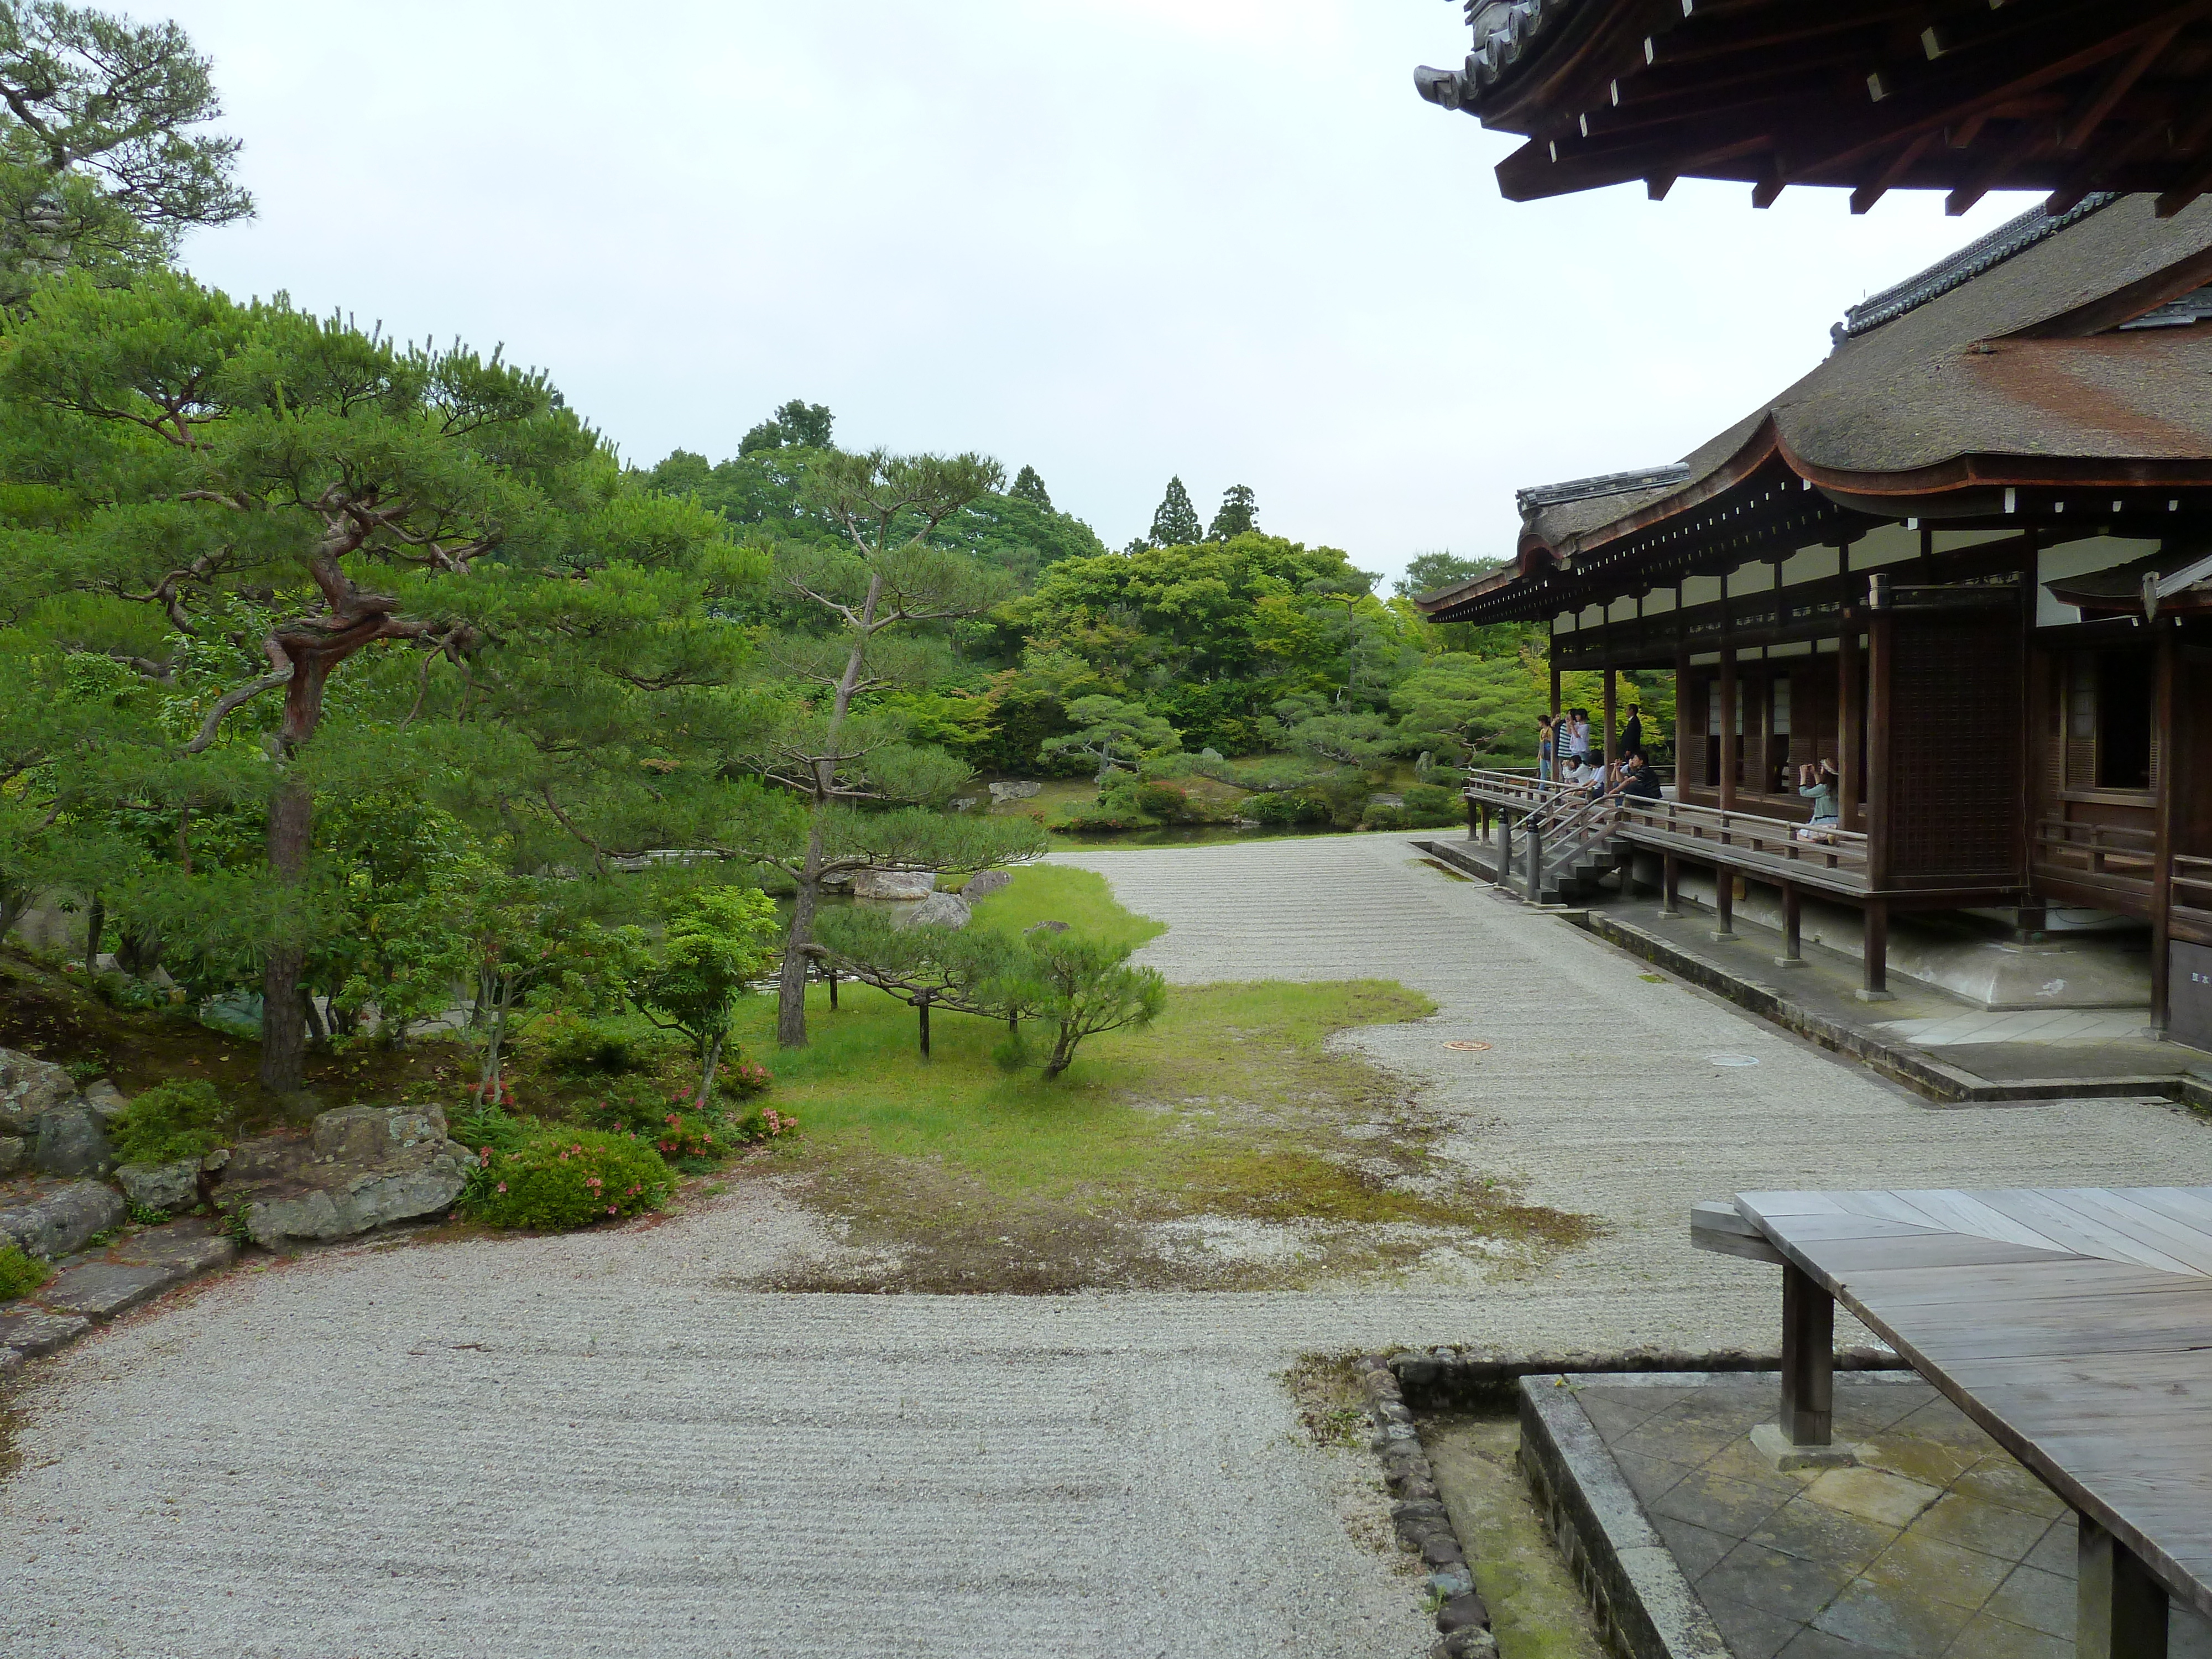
{"left": 1881, "top": 608, "right": 2024, "bottom": 888}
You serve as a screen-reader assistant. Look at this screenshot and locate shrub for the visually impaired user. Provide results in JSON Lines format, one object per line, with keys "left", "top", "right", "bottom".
{"left": 110, "top": 1078, "right": 229, "bottom": 1166}
{"left": 1401, "top": 784, "right": 1463, "bottom": 828}
{"left": 652, "top": 1111, "right": 723, "bottom": 1161}
{"left": 729, "top": 1103, "right": 800, "bottom": 1142}
{"left": 518, "top": 1009, "right": 676, "bottom": 1077}
{"left": 1134, "top": 781, "right": 1187, "bottom": 818}
{"left": 1243, "top": 789, "right": 1328, "bottom": 826}
{"left": 1361, "top": 801, "right": 1405, "bottom": 831}
{"left": 464, "top": 1126, "right": 674, "bottom": 1232}
{"left": 0, "top": 1244, "right": 51, "bottom": 1301}
{"left": 582, "top": 1078, "right": 702, "bottom": 1135}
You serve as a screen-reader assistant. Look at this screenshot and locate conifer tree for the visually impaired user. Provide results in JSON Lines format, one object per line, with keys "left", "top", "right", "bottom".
{"left": 1208, "top": 484, "right": 1258, "bottom": 541}
{"left": 738, "top": 398, "right": 833, "bottom": 456}
{"left": 1009, "top": 465, "right": 1053, "bottom": 511}
{"left": 1147, "top": 477, "right": 1202, "bottom": 548}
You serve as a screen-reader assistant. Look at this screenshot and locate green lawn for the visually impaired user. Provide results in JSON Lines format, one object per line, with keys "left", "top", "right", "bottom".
{"left": 724, "top": 865, "right": 1589, "bottom": 1291}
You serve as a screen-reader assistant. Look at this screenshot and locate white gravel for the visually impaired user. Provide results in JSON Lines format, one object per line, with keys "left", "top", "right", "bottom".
{"left": 6, "top": 831, "right": 2208, "bottom": 1658}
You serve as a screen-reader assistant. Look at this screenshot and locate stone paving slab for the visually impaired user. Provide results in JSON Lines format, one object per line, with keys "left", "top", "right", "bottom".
{"left": 0, "top": 1304, "right": 90, "bottom": 1358}
{"left": 34, "top": 1260, "right": 182, "bottom": 1320}
{"left": 109, "top": 1218, "right": 237, "bottom": 1275}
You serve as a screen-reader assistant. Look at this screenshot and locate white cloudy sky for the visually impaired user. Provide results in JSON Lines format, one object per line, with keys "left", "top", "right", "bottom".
{"left": 163, "top": 0, "right": 2038, "bottom": 589}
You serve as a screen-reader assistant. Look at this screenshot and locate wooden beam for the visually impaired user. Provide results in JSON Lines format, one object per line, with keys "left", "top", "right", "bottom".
{"left": 1852, "top": 128, "right": 1936, "bottom": 212}
{"left": 2059, "top": 25, "right": 2178, "bottom": 151}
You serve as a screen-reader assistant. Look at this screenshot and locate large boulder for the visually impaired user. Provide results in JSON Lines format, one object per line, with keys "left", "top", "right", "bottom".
{"left": 0, "top": 1047, "right": 78, "bottom": 1139}
{"left": 32, "top": 1106, "right": 111, "bottom": 1176}
{"left": 853, "top": 868, "right": 936, "bottom": 901}
{"left": 116, "top": 1157, "right": 201, "bottom": 1213}
{"left": 0, "top": 1179, "right": 125, "bottom": 1259}
{"left": 899, "top": 892, "right": 972, "bottom": 932}
{"left": 962, "top": 869, "right": 1013, "bottom": 902}
{"left": 221, "top": 1103, "right": 472, "bottom": 1248}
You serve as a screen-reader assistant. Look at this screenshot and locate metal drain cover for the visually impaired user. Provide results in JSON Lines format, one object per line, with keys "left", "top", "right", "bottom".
{"left": 1443, "top": 1040, "right": 1493, "bottom": 1052}
{"left": 1709, "top": 1053, "right": 1761, "bottom": 1067}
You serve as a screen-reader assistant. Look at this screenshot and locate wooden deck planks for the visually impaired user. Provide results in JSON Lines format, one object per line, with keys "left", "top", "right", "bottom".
{"left": 1736, "top": 1185, "right": 2212, "bottom": 1619}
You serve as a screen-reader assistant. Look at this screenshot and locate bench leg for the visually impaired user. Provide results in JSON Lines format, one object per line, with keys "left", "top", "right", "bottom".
{"left": 1776, "top": 883, "right": 1804, "bottom": 969}
{"left": 2079, "top": 1515, "right": 2168, "bottom": 1659}
{"left": 1779, "top": 1261, "right": 1833, "bottom": 1447}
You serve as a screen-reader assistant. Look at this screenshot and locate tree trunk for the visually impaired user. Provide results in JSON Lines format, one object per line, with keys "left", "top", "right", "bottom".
{"left": 700, "top": 1031, "right": 724, "bottom": 1108}
{"left": 300, "top": 988, "right": 327, "bottom": 1046}
{"left": 1042, "top": 1024, "right": 1077, "bottom": 1079}
{"left": 917, "top": 991, "right": 932, "bottom": 1058}
{"left": 82, "top": 891, "right": 104, "bottom": 975}
{"left": 775, "top": 812, "right": 827, "bottom": 1048}
{"left": 259, "top": 774, "right": 314, "bottom": 1093}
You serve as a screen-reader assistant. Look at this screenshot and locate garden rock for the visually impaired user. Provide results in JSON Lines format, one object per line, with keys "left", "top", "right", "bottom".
{"left": 963, "top": 869, "right": 1013, "bottom": 901}
{"left": 0, "top": 1135, "right": 23, "bottom": 1176}
{"left": 221, "top": 1103, "right": 470, "bottom": 1247}
{"left": 81, "top": 1079, "right": 130, "bottom": 1122}
{"left": 1436, "top": 1594, "right": 1490, "bottom": 1634}
{"left": 853, "top": 869, "right": 936, "bottom": 901}
{"left": 112, "top": 1217, "right": 236, "bottom": 1276}
{"left": 0, "top": 1046, "right": 78, "bottom": 1136}
{"left": 32, "top": 1106, "right": 112, "bottom": 1176}
{"left": 0, "top": 1305, "right": 90, "bottom": 1359}
{"left": 987, "top": 780, "right": 1041, "bottom": 803}
{"left": 0, "top": 1179, "right": 124, "bottom": 1258}
{"left": 117, "top": 1158, "right": 201, "bottom": 1213}
{"left": 35, "top": 1260, "right": 176, "bottom": 1321}
{"left": 1025, "top": 919, "right": 1068, "bottom": 935}
{"left": 900, "top": 892, "right": 971, "bottom": 932}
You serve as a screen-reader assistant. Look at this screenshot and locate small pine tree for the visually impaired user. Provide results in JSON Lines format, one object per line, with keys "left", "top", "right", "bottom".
{"left": 738, "top": 399, "right": 834, "bottom": 456}
{"left": 1208, "top": 484, "right": 1257, "bottom": 540}
{"left": 1148, "top": 477, "right": 1203, "bottom": 547}
{"left": 1009, "top": 465, "right": 1054, "bottom": 512}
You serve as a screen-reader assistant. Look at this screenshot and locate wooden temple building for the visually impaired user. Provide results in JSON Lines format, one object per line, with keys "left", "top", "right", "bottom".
{"left": 1415, "top": 192, "right": 2212, "bottom": 1036}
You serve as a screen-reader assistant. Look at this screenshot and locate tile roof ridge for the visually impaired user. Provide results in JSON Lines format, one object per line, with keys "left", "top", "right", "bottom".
{"left": 1832, "top": 194, "right": 2124, "bottom": 345}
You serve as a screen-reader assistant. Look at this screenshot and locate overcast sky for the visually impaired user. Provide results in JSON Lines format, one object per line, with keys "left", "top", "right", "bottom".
{"left": 162, "top": 1, "right": 2038, "bottom": 590}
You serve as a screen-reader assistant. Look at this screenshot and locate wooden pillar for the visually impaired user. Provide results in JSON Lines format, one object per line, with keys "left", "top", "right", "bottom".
{"left": 1603, "top": 664, "right": 1618, "bottom": 771}
{"left": 2078, "top": 1514, "right": 2169, "bottom": 1659}
{"left": 1777, "top": 883, "right": 1803, "bottom": 968}
{"left": 1549, "top": 644, "right": 1562, "bottom": 720}
{"left": 1867, "top": 607, "right": 1895, "bottom": 890}
{"left": 1838, "top": 625, "right": 1864, "bottom": 832}
{"left": 1674, "top": 638, "right": 1692, "bottom": 794}
{"left": 1779, "top": 1261, "right": 1835, "bottom": 1447}
{"left": 1466, "top": 792, "right": 1480, "bottom": 843}
{"left": 1661, "top": 853, "right": 1681, "bottom": 918}
{"left": 1719, "top": 647, "right": 1739, "bottom": 814}
{"left": 2152, "top": 625, "right": 2178, "bottom": 1035}
{"left": 1713, "top": 867, "right": 1736, "bottom": 940}
{"left": 1526, "top": 812, "right": 1545, "bottom": 901}
{"left": 1495, "top": 811, "right": 1514, "bottom": 889}
{"left": 1862, "top": 899, "right": 1891, "bottom": 1000}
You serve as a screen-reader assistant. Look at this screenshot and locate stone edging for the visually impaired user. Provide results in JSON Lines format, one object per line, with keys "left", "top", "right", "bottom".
{"left": 1359, "top": 1348, "right": 1907, "bottom": 1659}
{"left": 1355, "top": 1354, "right": 1496, "bottom": 1659}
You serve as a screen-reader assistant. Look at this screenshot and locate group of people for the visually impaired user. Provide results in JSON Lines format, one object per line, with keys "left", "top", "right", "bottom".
{"left": 1535, "top": 705, "right": 1661, "bottom": 804}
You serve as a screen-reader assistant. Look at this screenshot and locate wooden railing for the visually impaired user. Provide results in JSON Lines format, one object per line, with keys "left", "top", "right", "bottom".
{"left": 2033, "top": 818, "right": 2156, "bottom": 880}
{"left": 2174, "top": 855, "right": 2212, "bottom": 942}
{"left": 1610, "top": 797, "right": 1871, "bottom": 880}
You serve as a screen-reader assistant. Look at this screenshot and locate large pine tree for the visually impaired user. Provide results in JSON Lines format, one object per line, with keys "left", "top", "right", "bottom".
{"left": 1147, "top": 476, "right": 1202, "bottom": 548}
{"left": 1009, "top": 465, "right": 1053, "bottom": 511}
{"left": 1208, "top": 484, "right": 1258, "bottom": 540}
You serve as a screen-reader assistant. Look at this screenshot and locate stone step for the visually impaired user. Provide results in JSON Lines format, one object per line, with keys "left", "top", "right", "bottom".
{"left": 0, "top": 1216, "right": 239, "bottom": 1369}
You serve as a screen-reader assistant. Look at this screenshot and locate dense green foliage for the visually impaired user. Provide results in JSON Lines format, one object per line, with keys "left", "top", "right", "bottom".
{"left": 109, "top": 1076, "right": 227, "bottom": 1165}
{"left": 464, "top": 1125, "right": 674, "bottom": 1232}
{"left": 0, "top": 1241, "right": 50, "bottom": 1298}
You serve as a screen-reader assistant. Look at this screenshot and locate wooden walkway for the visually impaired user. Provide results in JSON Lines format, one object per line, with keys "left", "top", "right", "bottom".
{"left": 1703, "top": 1186, "right": 2212, "bottom": 1650}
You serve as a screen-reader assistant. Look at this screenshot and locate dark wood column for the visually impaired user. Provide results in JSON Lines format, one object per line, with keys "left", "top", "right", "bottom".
{"left": 1550, "top": 634, "right": 1562, "bottom": 721}
{"left": 1837, "top": 543, "right": 1863, "bottom": 832}
{"left": 2078, "top": 1514, "right": 2170, "bottom": 1659}
{"left": 1719, "top": 574, "right": 1738, "bottom": 815}
{"left": 1603, "top": 662, "right": 1618, "bottom": 770}
{"left": 1779, "top": 1262, "right": 1835, "bottom": 1447}
{"left": 1863, "top": 898, "right": 1891, "bottom": 999}
{"left": 1777, "top": 883, "right": 1803, "bottom": 968}
{"left": 2152, "top": 623, "right": 2178, "bottom": 1034}
{"left": 1867, "top": 607, "right": 1894, "bottom": 891}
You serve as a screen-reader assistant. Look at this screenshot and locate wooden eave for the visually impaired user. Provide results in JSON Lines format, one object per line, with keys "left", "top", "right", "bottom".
{"left": 1425, "top": 0, "right": 2212, "bottom": 217}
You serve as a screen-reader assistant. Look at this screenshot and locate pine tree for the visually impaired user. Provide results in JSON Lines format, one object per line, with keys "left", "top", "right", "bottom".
{"left": 1009, "top": 465, "right": 1053, "bottom": 512}
{"left": 1208, "top": 484, "right": 1258, "bottom": 541}
{"left": 1148, "top": 477, "right": 1202, "bottom": 548}
{"left": 738, "top": 399, "right": 833, "bottom": 456}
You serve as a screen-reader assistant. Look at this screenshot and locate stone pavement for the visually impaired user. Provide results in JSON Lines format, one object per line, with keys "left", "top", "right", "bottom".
{"left": 4, "top": 833, "right": 2211, "bottom": 1658}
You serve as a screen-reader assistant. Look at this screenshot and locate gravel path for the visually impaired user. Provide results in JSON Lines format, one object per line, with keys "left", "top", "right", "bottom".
{"left": 6, "top": 832, "right": 2208, "bottom": 1658}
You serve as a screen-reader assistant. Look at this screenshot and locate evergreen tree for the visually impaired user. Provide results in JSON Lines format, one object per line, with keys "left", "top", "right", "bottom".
{"left": 738, "top": 398, "right": 833, "bottom": 456}
{"left": 1009, "top": 464, "right": 1053, "bottom": 512}
{"left": 1147, "top": 476, "right": 1202, "bottom": 549}
{"left": 1208, "top": 484, "right": 1258, "bottom": 541}
{"left": 0, "top": 2, "right": 252, "bottom": 303}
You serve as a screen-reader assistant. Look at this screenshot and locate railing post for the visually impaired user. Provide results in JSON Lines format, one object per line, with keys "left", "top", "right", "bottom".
{"left": 1526, "top": 813, "right": 1545, "bottom": 901}
{"left": 1495, "top": 810, "right": 1514, "bottom": 888}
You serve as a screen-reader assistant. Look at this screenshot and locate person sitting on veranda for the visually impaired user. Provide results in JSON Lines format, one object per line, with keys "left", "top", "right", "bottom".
{"left": 1620, "top": 753, "right": 1663, "bottom": 801}
{"left": 1796, "top": 760, "right": 1840, "bottom": 842}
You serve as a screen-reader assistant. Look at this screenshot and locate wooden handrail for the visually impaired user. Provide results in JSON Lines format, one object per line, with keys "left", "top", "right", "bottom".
{"left": 1611, "top": 797, "right": 1870, "bottom": 874}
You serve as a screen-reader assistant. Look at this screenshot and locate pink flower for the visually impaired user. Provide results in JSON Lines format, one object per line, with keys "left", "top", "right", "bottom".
{"left": 607, "top": 1204, "right": 617, "bottom": 1214}
{"left": 496, "top": 1182, "right": 508, "bottom": 1193}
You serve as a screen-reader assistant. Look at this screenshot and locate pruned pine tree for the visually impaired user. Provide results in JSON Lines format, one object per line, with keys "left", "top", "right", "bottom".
{"left": 1147, "top": 476, "right": 1202, "bottom": 549}
{"left": 0, "top": 272, "right": 746, "bottom": 1091}
{"left": 1040, "top": 696, "right": 1181, "bottom": 783}
{"left": 1009, "top": 464, "right": 1053, "bottom": 512}
{"left": 738, "top": 398, "right": 833, "bottom": 456}
{"left": 735, "top": 450, "right": 1049, "bottom": 1049}
{"left": 1207, "top": 484, "right": 1256, "bottom": 541}
{"left": 0, "top": 2, "right": 252, "bottom": 302}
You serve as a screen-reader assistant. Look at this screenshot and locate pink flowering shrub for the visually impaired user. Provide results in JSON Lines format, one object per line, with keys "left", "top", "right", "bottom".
{"left": 463, "top": 1126, "right": 673, "bottom": 1232}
